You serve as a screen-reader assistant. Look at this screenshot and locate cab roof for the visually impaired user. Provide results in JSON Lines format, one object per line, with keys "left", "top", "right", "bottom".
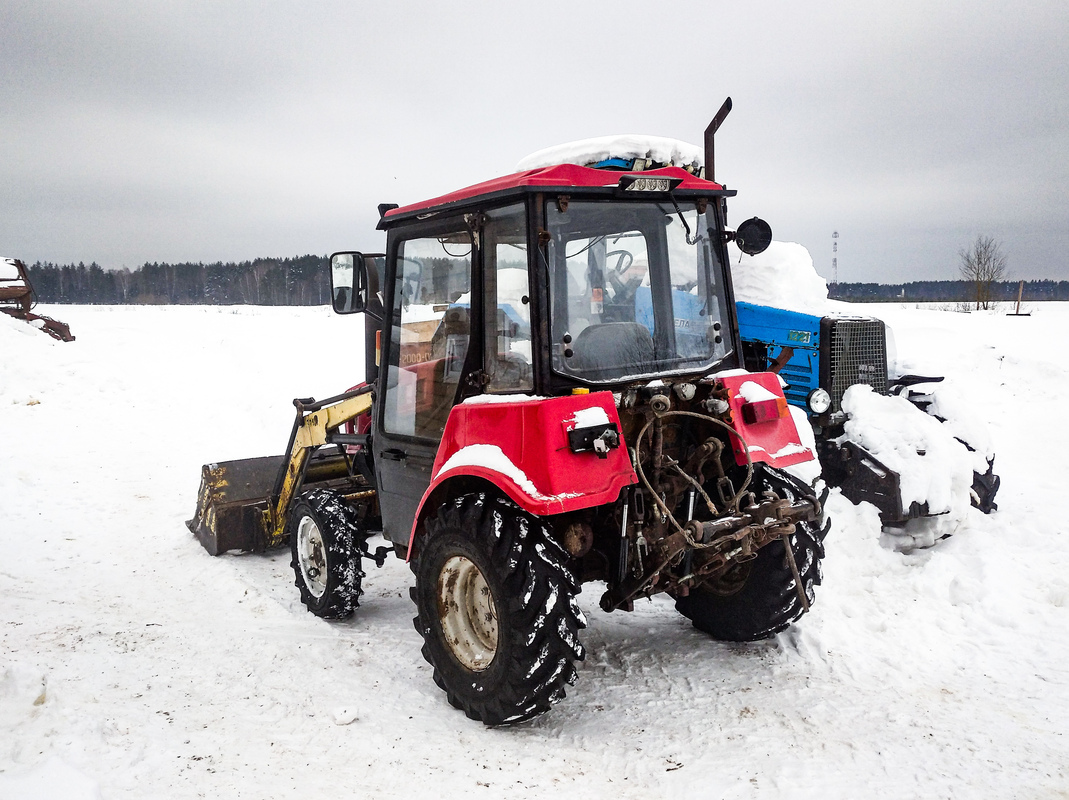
{"left": 378, "top": 164, "right": 732, "bottom": 229}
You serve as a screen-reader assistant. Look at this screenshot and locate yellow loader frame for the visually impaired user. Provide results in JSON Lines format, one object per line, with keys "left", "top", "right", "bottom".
{"left": 187, "top": 386, "right": 375, "bottom": 556}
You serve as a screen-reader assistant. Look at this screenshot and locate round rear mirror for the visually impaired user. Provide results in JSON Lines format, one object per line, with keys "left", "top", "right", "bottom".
{"left": 736, "top": 217, "right": 773, "bottom": 256}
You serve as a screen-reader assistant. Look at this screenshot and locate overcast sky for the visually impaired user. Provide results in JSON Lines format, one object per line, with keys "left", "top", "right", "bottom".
{"left": 2, "top": 0, "right": 1067, "bottom": 283}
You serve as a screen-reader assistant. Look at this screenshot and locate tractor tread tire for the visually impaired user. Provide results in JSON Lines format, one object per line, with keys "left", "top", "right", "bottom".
{"left": 410, "top": 493, "right": 585, "bottom": 726}
{"left": 675, "top": 468, "right": 828, "bottom": 642}
{"left": 289, "top": 488, "right": 364, "bottom": 619}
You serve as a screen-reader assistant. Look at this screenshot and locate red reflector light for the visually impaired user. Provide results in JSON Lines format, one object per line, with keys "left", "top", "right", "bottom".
{"left": 741, "top": 396, "right": 788, "bottom": 425}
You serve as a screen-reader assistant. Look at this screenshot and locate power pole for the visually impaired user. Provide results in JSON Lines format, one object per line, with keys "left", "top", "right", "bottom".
{"left": 832, "top": 231, "right": 839, "bottom": 286}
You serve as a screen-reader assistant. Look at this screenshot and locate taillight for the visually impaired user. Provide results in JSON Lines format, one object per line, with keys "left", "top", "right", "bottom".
{"left": 741, "top": 396, "right": 788, "bottom": 425}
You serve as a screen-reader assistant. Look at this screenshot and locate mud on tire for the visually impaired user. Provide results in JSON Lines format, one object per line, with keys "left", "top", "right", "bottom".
{"left": 675, "top": 467, "right": 830, "bottom": 642}
{"left": 289, "top": 488, "right": 364, "bottom": 619}
{"left": 410, "top": 493, "right": 586, "bottom": 725}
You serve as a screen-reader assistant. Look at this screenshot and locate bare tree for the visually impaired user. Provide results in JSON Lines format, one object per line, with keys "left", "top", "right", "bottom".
{"left": 959, "top": 235, "right": 1008, "bottom": 310}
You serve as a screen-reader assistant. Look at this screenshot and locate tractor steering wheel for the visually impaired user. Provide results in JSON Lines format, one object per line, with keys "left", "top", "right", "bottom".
{"left": 605, "top": 249, "right": 634, "bottom": 274}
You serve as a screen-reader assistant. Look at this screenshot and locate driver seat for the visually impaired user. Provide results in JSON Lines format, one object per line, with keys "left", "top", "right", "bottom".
{"left": 572, "top": 322, "right": 655, "bottom": 374}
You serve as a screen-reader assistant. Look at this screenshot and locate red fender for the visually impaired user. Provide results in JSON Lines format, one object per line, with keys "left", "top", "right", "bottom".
{"left": 718, "top": 372, "right": 815, "bottom": 469}
{"left": 408, "top": 392, "right": 637, "bottom": 553}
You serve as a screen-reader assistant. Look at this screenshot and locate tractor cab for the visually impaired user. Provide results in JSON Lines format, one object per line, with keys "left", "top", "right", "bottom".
{"left": 334, "top": 164, "right": 747, "bottom": 401}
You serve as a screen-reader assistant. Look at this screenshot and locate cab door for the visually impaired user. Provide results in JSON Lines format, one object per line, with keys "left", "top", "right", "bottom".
{"left": 374, "top": 220, "right": 478, "bottom": 546}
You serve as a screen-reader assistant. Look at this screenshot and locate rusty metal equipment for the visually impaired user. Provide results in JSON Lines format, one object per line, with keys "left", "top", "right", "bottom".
{"left": 0, "top": 257, "right": 75, "bottom": 342}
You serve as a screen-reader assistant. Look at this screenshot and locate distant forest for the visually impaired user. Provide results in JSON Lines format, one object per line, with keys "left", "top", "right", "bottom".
{"left": 22, "top": 257, "right": 1069, "bottom": 305}
{"left": 25, "top": 255, "right": 331, "bottom": 305}
{"left": 828, "top": 280, "right": 1069, "bottom": 303}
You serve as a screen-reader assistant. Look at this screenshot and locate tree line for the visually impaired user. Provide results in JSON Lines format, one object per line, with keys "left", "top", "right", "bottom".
{"left": 828, "top": 279, "right": 1069, "bottom": 303}
{"left": 25, "top": 255, "right": 331, "bottom": 305}
{"left": 23, "top": 255, "right": 1068, "bottom": 306}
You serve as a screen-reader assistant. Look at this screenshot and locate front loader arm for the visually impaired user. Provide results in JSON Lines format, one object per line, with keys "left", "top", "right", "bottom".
{"left": 263, "top": 386, "right": 376, "bottom": 547}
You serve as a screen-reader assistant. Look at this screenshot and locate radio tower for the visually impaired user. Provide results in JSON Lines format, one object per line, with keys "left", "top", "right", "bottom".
{"left": 831, "top": 231, "right": 839, "bottom": 286}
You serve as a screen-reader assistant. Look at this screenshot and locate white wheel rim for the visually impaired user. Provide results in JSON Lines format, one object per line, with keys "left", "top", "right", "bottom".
{"left": 438, "top": 555, "right": 498, "bottom": 672}
{"left": 296, "top": 515, "right": 328, "bottom": 599}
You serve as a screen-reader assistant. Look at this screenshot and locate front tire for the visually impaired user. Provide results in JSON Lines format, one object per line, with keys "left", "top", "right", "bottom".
{"left": 289, "top": 489, "right": 363, "bottom": 619}
{"left": 411, "top": 493, "right": 586, "bottom": 725}
{"left": 675, "top": 467, "right": 829, "bottom": 642}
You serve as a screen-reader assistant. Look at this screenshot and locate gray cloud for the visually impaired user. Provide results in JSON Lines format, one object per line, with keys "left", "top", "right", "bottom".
{"left": 2, "top": 0, "right": 1066, "bottom": 282}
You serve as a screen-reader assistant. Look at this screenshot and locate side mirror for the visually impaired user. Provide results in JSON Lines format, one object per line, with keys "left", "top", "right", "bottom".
{"left": 735, "top": 217, "right": 773, "bottom": 256}
{"left": 330, "top": 251, "right": 383, "bottom": 317}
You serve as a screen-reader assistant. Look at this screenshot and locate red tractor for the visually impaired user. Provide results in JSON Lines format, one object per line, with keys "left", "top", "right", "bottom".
{"left": 190, "top": 100, "right": 830, "bottom": 724}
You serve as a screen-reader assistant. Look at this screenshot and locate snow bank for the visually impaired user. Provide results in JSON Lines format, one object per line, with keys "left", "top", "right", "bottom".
{"left": 728, "top": 240, "right": 830, "bottom": 315}
{"left": 926, "top": 385, "right": 996, "bottom": 467}
{"left": 517, "top": 135, "right": 703, "bottom": 173}
{"left": 0, "top": 312, "right": 57, "bottom": 405}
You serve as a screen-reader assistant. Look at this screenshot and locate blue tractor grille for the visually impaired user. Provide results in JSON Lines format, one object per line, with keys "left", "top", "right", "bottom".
{"left": 823, "top": 317, "right": 888, "bottom": 412}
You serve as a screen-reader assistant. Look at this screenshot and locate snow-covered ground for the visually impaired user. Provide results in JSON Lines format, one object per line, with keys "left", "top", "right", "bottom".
{"left": 2, "top": 302, "right": 1067, "bottom": 799}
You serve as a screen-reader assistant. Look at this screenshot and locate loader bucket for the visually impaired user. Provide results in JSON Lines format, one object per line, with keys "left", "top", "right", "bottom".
{"left": 186, "top": 456, "right": 284, "bottom": 556}
{"left": 187, "top": 450, "right": 358, "bottom": 555}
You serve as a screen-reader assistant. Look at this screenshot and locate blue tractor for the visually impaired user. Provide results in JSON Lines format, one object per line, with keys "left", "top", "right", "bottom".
{"left": 736, "top": 301, "right": 1000, "bottom": 525}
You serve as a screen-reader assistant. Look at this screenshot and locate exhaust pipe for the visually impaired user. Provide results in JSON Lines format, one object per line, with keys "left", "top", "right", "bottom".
{"left": 704, "top": 97, "right": 732, "bottom": 184}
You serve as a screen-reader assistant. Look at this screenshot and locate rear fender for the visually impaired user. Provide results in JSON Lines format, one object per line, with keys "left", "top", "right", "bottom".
{"left": 719, "top": 372, "right": 817, "bottom": 470}
{"left": 406, "top": 392, "right": 637, "bottom": 559}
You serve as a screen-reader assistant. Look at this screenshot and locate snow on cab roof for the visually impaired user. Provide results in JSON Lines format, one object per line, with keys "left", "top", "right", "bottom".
{"left": 516, "top": 135, "right": 704, "bottom": 173}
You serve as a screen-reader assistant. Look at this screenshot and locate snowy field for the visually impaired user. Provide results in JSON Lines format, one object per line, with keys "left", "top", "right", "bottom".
{"left": 2, "top": 301, "right": 1068, "bottom": 799}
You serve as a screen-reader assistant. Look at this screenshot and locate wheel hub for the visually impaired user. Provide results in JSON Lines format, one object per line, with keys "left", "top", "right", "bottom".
{"left": 702, "top": 560, "right": 752, "bottom": 597}
{"left": 437, "top": 555, "right": 498, "bottom": 672}
{"left": 296, "top": 515, "right": 328, "bottom": 599}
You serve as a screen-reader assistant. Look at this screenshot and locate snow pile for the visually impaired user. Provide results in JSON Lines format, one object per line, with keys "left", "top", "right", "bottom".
{"left": 517, "top": 135, "right": 703, "bottom": 173}
{"left": 0, "top": 312, "right": 57, "bottom": 405}
{"left": 842, "top": 384, "right": 975, "bottom": 519}
{"left": 926, "top": 385, "right": 997, "bottom": 468}
{"left": 728, "top": 240, "right": 830, "bottom": 315}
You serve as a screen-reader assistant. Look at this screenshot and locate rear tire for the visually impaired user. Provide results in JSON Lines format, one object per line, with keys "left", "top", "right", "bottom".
{"left": 675, "top": 468, "right": 828, "bottom": 642}
{"left": 289, "top": 489, "right": 363, "bottom": 619}
{"left": 410, "top": 493, "right": 586, "bottom": 725}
